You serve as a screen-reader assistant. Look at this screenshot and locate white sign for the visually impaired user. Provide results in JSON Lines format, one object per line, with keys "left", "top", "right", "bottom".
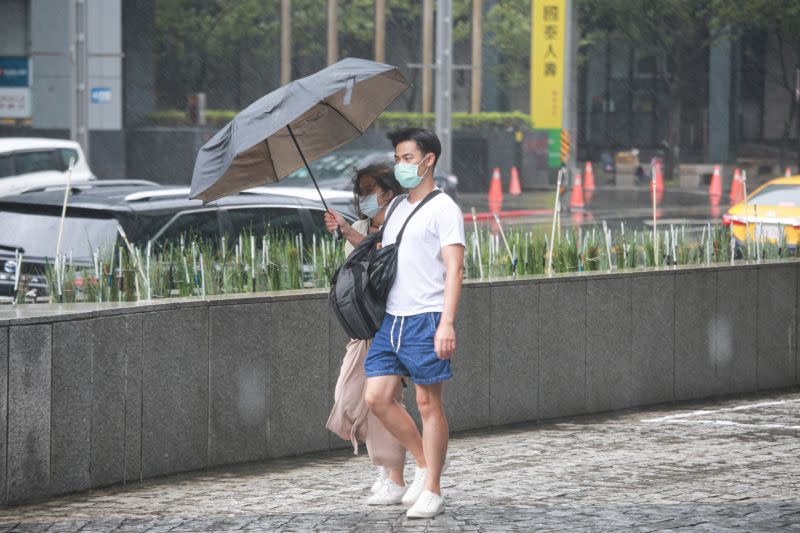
{"left": 0, "top": 87, "right": 31, "bottom": 118}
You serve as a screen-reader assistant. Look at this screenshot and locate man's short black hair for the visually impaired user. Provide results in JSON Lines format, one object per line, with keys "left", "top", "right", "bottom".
{"left": 386, "top": 127, "right": 442, "bottom": 167}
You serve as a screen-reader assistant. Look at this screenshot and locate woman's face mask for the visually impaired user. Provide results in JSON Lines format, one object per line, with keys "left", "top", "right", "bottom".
{"left": 358, "top": 192, "right": 385, "bottom": 218}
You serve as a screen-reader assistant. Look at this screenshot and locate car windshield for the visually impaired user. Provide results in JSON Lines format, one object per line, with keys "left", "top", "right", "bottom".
{"left": 285, "top": 153, "right": 367, "bottom": 181}
{"left": 0, "top": 211, "right": 118, "bottom": 260}
{"left": 750, "top": 185, "right": 800, "bottom": 208}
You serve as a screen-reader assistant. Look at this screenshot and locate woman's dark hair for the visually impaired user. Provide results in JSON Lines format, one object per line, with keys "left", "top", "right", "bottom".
{"left": 386, "top": 127, "right": 442, "bottom": 168}
{"left": 353, "top": 164, "right": 405, "bottom": 219}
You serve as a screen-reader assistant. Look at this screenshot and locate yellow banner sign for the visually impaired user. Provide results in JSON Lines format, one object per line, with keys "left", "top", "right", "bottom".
{"left": 531, "top": 0, "right": 566, "bottom": 129}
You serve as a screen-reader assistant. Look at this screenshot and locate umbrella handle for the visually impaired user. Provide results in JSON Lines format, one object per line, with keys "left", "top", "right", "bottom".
{"left": 287, "top": 124, "right": 341, "bottom": 241}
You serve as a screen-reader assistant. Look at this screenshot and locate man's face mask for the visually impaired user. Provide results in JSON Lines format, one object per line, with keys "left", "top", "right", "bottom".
{"left": 394, "top": 154, "right": 431, "bottom": 188}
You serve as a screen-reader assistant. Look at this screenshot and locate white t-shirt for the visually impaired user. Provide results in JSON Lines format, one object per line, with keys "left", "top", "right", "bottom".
{"left": 381, "top": 189, "right": 465, "bottom": 316}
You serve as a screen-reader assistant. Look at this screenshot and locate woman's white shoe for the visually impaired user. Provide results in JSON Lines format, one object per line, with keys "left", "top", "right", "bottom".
{"left": 370, "top": 466, "right": 387, "bottom": 494}
{"left": 366, "top": 479, "right": 406, "bottom": 505}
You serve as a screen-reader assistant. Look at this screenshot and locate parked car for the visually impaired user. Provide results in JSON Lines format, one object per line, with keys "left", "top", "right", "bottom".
{"left": 0, "top": 180, "right": 356, "bottom": 302}
{"left": 723, "top": 175, "right": 800, "bottom": 248}
{"left": 279, "top": 148, "right": 459, "bottom": 200}
{"left": 0, "top": 137, "right": 95, "bottom": 197}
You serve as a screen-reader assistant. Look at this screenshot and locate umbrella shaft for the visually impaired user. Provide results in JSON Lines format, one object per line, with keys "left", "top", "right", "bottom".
{"left": 286, "top": 125, "right": 331, "bottom": 213}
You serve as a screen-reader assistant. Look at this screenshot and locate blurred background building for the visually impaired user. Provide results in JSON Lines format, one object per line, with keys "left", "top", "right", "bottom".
{"left": 0, "top": 0, "right": 798, "bottom": 190}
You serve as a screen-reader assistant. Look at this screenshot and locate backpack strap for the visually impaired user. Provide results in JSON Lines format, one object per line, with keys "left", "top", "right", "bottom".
{"left": 395, "top": 189, "right": 442, "bottom": 244}
{"left": 380, "top": 194, "right": 408, "bottom": 229}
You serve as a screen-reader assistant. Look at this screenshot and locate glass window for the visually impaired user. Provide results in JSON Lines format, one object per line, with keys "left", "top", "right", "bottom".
{"left": 14, "top": 150, "right": 60, "bottom": 174}
{"left": 58, "top": 149, "right": 79, "bottom": 170}
{"left": 0, "top": 210, "right": 118, "bottom": 260}
{"left": 224, "top": 207, "right": 306, "bottom": 238}
{"left": 0, "top": 155, "right": 12, "bottom": 178}
{"left": 155, "top": 210, "right": 221, "bottom": 243}
{"left": 750, "top": 185, "right": 800, "bottom": 208}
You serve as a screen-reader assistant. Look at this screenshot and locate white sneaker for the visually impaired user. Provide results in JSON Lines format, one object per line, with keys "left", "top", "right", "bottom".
{"left": 400, "top": 466, "right": 428, "bottom": 506}
{"left": 371, "top": 466, "right": 387, "bottom": 494}
{"left": 406, "top": 490, "right": 445, "bottom": 518}
{"left": 367, "top": 479, "right": 406, "bottom": 505}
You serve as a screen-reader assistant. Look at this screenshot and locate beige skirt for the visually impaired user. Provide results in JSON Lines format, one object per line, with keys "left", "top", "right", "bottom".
{"left": 325, "top": 338, "right": 406, "bottom": 471}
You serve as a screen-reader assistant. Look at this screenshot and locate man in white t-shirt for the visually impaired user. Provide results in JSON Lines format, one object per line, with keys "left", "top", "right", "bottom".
{"left": 362, "top": 128, "right": 465, "bottom": 519}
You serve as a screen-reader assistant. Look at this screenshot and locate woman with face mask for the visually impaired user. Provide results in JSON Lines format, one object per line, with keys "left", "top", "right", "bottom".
{"left": 324, "top": 165, "right": 411, "bottom": 505}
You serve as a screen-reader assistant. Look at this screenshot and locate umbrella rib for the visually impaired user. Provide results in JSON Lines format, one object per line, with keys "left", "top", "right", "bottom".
{"left": 321, "top": 101, "right": 363, "bottom": 135}
{"left": 263, "top": 137, "right": 280, "bottom": 185}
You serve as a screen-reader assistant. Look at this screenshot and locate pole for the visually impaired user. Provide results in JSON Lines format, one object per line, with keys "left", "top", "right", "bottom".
{"left": 374, "top": 0, "right": 386, "bottom": 63}
{"left": 71, "top": 0, "right": 90, "bottom": 159}
{"left": 281, "top": 0, "right": 292, "bottom": 85}
{"left": 548, "top": 169, "right": 563, "bottom": 276}
{"left": 470, "top": 0, "right": 483, "bottom": 114}
{"left": 743, "top": 170, "right": 750, "bottom": 260}
{"left": 54, "top": 158, "right": 75, "bottom": 303}
{"left": 652, "top": 163, "right": 658, "bottom": 266}
{"left": 327, "top": 0, "right": 338, "bottom": 66}
{"left": 471, "top": 208, "right": 484, "bottom": 279}
{"left": 435, "top": 0, "right": 453, "bottom": 175}
{"left": 286, "top": 125, "right": 341, "bottom": 240}
{"left": 422, "top": 0, "right": 434, "bottom": 114}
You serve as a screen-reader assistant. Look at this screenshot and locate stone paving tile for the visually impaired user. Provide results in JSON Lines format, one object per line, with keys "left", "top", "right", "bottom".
{"left": 1, "top": 389, "right": 800, "bottom": 531}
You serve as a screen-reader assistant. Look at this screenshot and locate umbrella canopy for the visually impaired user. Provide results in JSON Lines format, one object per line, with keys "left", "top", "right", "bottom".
{"left": 190, "top": 58, "right": 410, "bottom": 205}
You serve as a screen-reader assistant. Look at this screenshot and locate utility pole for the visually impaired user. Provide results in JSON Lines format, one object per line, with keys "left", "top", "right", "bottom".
{"left": 327, "top": 0, "right": 337, "bottom": 66}
{"left": 470, "top": 0, "right": 482, "bottom": 114}
{"left": 422, "top": 0, "right": 434, "bottom": 114}
{"left": 375, "top": 0, "right": 386, "bottom": 63}
{"left": 435, "top": 0, "right": 453, "bottom": 174}
{"left": 71, "top": 0, "right": 89, "bottom": 159}
{"left": 281, "top": 0, "right": 291, "bottom": 84}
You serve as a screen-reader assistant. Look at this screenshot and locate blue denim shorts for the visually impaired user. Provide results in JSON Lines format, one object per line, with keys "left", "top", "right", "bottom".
{"left": 365, "top": 312, "right": 453, "bottom": 385}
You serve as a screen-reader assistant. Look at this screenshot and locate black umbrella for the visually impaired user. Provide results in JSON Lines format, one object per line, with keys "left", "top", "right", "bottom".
{"left": 189, "top": 58, "right": 410, "bottom": 208}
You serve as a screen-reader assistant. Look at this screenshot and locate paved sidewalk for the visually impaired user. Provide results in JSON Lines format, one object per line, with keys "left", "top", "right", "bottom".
{"left": 2, "top": 389, "right": 800, "bottom": 532}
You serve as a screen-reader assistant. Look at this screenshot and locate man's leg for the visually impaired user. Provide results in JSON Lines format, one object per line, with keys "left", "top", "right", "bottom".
{"left": 365, "top": 375, "right": 427, "bottom": 469}
{"left": 415, "top": 382, "right": 448, "bottom": 495}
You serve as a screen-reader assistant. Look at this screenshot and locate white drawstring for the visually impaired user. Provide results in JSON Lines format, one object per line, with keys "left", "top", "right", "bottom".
{"left": 390, "top": 315, "right": 398, "bottom": 351}
{"left": 396, "top": 317, "right": 405, "bottom": 352}
{"left": 389, "top": 315, "right": 406, "bottom": 352}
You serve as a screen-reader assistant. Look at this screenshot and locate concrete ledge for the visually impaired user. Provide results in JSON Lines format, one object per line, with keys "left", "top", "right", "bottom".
{"left": 3, "top": 260, "right": 800, "bottom": 505}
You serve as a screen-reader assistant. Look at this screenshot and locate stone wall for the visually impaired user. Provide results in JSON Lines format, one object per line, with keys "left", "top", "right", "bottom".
{"left": 2, "top": 261, "right": 798, "bottom": 505}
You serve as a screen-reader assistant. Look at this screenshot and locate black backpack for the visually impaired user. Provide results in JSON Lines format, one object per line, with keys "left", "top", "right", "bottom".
{"left": 329, "top": 190, "right": 441, "bottom": 339}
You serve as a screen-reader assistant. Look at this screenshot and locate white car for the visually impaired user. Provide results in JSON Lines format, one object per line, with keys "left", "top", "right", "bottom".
{"left": 0, "top": 137, "right": 95, "bottom": 197}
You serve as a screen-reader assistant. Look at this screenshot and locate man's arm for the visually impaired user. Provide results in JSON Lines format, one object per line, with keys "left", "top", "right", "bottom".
{"left": 435, "top": 243, "right": 465, "bottom": 360}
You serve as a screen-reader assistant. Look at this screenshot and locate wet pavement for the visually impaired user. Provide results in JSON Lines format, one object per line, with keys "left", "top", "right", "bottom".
{"left": 458, "top": 186, "right": 729, "bottom": 231}
{"left": 1, "top": 388, "right": 799, "bottom": 532}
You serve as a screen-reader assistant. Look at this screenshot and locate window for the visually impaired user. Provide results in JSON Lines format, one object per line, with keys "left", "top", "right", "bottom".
{"left": 0, "top": 210, "right": 118, "bottom": 260}
{"left": 750, "top": 185, "right": 800, "bottom": 208}
{"left": 14, "top": 150, "right": 60, "bottom": 174}
{"left": 155, "top": 210, "right": 221, "bottom": 243}
{"left": 58, "top": 149, "right": 79, "bottom": 170}
{"left": 223, "top": 207, "right": 306, "bottom": 238}
{"left": 0, "top": 155, "right": 12, "bottom": 178}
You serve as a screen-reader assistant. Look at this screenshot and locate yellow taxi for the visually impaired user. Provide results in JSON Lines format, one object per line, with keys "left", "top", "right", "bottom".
{"left": 723, "top": 176, "right": 800, "bottom": 248}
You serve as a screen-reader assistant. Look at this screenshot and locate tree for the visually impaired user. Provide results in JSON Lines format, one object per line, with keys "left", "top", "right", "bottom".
{"left": 715, "top": 0, "right": 800, "bottom": 168}
{"left": 581, "top": 0, "right": 724, "bottom": 181}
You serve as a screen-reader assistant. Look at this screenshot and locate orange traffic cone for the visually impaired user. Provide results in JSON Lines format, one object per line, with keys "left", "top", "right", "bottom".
{"left": 584, "top": 161, "right": 596, "bottom": 191}
{"left": 583, "top": 162, "right": 595, "bottom": 204}
{"left": 569, "top": 172, "right": 585, "bottom": 209}
{"left": 729, "top": 168, "right": 744, "bottom": 204}
{"left": 709, "top": 165, "right": 723, "bottom": 200}
{"left": 488, "top": 167, "right": 503, "bottom": 213}
{"left": 509, "top": 166, "right": 522, "bottom": 196}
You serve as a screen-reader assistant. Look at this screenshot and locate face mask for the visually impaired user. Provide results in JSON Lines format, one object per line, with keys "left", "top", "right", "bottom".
{"left": 358, "top": 193, "right": 385, "bottom": 218}
{"left": 394, "top": 154, "right": 431, "bottom": 188}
